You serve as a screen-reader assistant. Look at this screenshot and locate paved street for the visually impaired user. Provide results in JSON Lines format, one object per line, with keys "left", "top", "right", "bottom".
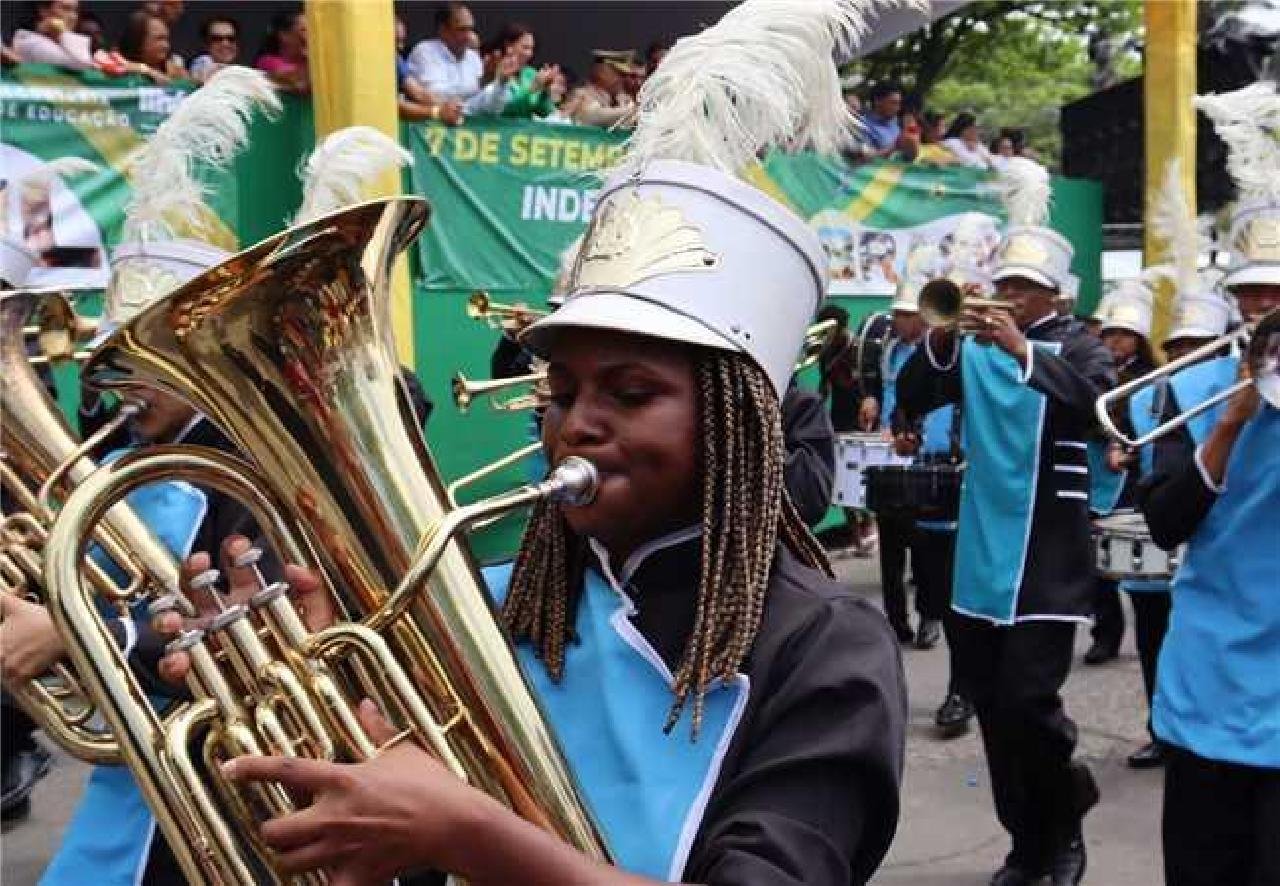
{"left": 2, "top": 555, "right": 1163, "bottom": 885}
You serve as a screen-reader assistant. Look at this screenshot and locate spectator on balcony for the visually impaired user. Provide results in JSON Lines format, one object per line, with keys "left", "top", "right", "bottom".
{"left": 12, "top": 0, "right": 95, "bottom": 71}
{"left": 140, "top": 0, "right": 186, "bottom": 70}
{"left": 644, "top": 40, "right": 668, "bottom": 77}
{"left": 119, "top": 10, "right": 187, "bottom": 84}
{"left": 395, "top": 16, "right": 463, "bottom": 124}
{"left": 909, "top": 110, "right": 957, "bottom": 166}
{"left": 858, "top": 81, "right": 905, "bottom": 155}
{"left": 941, "top": 112, "right": 997, "bottom": 170}
{"left": 406, "top": 3, "right": 512, "bottom": 116}
{"left": 76, "top": 9, "right": 105, "bottom": 54}
{"left": 495, "top": 22, "right": 560, "bottom": 119}
{"left": 990, "top": 133, "right": 1016, "bottom": 171}
{"left": 572, "top": 50, "right": 636, "bottom": 129}
{"left": 256, "top": 9, "right": 309, "bottom": 95}
{"left": 189, "top": 16, "right": 240, "bottom": 84}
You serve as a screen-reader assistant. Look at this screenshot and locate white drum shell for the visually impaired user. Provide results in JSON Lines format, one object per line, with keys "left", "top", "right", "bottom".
{"left": 833, "top": 433, "right": 911, "bottom": 508}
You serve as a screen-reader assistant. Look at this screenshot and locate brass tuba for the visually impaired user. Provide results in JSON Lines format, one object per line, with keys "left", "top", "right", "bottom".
{"left": 0, "top": 287, "right": 187, "bottom": 763}
{"left": 42, "top": 198, "right": 609, "bottom": 884}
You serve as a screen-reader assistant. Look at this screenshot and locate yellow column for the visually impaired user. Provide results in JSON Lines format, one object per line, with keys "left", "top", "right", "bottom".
{"left": 306, "top": 0, "right": 415, "bottom": 367}
{"left": 1144, "top": 0, "right": 1198, "bottom": 349}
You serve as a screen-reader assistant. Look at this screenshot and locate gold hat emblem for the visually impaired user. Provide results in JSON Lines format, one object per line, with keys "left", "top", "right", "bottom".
{"left": 571, "top": 190, "right": 720, "bottom": 292}
{"left": 1000, "top": 233, "right": 1050, "bottom": 267}
{"left": 1233, "top": 216, "right": 1280, "bottom": 263}
{"left": 104, "top": 260, "right": 182, "bottom": 327}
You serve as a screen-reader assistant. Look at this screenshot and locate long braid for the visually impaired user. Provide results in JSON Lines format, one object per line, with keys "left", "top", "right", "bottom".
{"left": 502, "top": 352, "right": 832, "bottom": 737}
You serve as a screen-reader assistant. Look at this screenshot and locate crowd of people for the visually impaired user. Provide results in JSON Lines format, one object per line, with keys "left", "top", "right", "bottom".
{"left": 1, "top": 0, "right": 664, "bottom": 129}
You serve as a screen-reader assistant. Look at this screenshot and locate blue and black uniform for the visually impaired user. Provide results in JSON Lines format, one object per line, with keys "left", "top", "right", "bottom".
{"left": 898, "top": 314, "right": 1117, "bottom": 875}
{"left": 487, "top": 532, "right": 907, "bottom": 885}
{"left": 1137, "top": 357, "right": 1280, "bottom": 886}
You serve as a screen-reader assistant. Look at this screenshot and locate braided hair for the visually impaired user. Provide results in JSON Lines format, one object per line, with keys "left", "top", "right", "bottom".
{"left": 501, "top": 350, "right": 832, "bottom": 737}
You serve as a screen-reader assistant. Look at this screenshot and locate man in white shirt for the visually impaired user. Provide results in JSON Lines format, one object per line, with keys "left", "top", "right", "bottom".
{"left": 12, "top": 0, "right": 94, "bottom": 71}
{"left": 405, "top": 3, "right": 510, "bottom": 117}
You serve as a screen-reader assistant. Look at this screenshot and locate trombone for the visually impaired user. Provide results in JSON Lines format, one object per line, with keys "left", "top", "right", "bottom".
{"left": 467, "top": 291, "right": 548, "bottom": 330}
{"left": 1095, "top": 308, "right": 1280, "bottom": 448}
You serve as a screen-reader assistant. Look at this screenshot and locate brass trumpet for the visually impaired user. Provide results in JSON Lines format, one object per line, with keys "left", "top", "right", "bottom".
{"left": 42, "top": 198, "right": 609, "bottom": 885}
{"left": 20, "top": 286, "right": 100, "bottom": 362}
{"left": 795, "top": 318, "right": 839, "bottom": 371}
{"left": 919, "top": 278, "right": 1012, "bottom": 333}
{"left": 452, "top": 369, "right": 549, "bottom": 412}
{"left": 1, "top": 287, "right": 187, "bottom": 764}
{"left": 467, "top": 290, "right": 547, "bottom": 330}
{"left": 1095, "top": 308, "right": 1280, "bottom": 448}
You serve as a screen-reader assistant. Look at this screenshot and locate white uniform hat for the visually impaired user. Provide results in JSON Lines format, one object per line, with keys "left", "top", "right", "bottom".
{"left": 94, "top": 67, "right": 277, "bottom": 345}
{"left": 522, "top": 0, "right": 905, "bottom": 398}
{"left": 1098, "top": 278, "right": 1153, "bottom": 338}
{"left": 523, "top": 161, "right": 825, "bottom": 398}
{"left": 990, "top": 159, "right": 1074, "bottom": 292}
{"left": 1195, "top": 83, "right": 1280, "bottom": 289}
{"left": 1165, "top": 284, "right": 1232, "bottom": 343}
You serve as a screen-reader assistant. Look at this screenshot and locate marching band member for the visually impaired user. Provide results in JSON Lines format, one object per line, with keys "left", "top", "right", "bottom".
{"left": 884, "top": 272, "right": 974, "bottom": 738}
{"left": 160, "top": 3, "right": 908, "bottom": 883}
{"left": 898, "top": 158, "right": 1115, "bottom": 886}
{"left": 1084, "top": 278, "right": 1157, "bottom": 666}
{"left": 6, "top": 67, "right": 280, "bottom": 886}
{"left": 1137, "top": 83, "right": 1280, "bottom": 886}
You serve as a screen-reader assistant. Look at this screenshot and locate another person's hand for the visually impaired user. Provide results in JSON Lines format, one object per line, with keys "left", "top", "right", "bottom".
{"left": 533, "top": 64, "right": 558, "bottom": 91}
{"left": 223, "top": 699, "right": 503, "bottom": 883}
{"left": 155, "top": 536, "right": 333, "bottom": 686}
{"left": 438, "top": 100, "right": 464, "bottom": 126}
{"left": 1105, "top": 444, "right": 1132, "bottom": 473}
{"left": 974, "top": 309, "right": 1027, "bottom": 364}
{"left": 1222, "top": 361, "right": 1260, "bottom": 428}
{"left": 0, "top": 594, "right": 67, "bottom": 682}
{"left": 892, "top": 431, "right": 921, "bottom": 457}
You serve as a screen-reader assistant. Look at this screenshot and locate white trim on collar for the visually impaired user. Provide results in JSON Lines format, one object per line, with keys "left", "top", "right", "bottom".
{"left": 587, "top": 525, "right": 703, "bottom": 594}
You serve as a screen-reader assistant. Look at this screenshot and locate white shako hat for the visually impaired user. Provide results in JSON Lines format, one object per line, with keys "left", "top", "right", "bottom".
{"left": 991, "top": 157, "right": 1074, "bottom": 292}
{"left": 98, "top": 67, "right": 278, "bottom": 343}
{"left": 1098, "top": 278, "right": 1154, "bottom": 338}
{"left": 522, "top": 0, "right": 927, "bottom": 399}
{"left": 890, "top": 241, "right": 945, "bottom": 313}
{"left": 1195, "top": 82, "right": 1280, "bottom": 290}
{"left": 1, "top": 158, "right": 100, "bottom": 288}
{"left": 0, "top": 238, "right": 36, "bottom": 289}
{"left": 1166, "top": 282, "right": 1232, "bottom": 343}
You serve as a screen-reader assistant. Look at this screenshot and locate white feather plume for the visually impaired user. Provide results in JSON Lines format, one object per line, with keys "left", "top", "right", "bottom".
{"left": 121, "top": 66, "right": 280, "bottom": 242}
{"left": 1148, "top": 158, "right": 1210, "bottom": 295}
{"left": 1194, "top": 81, "right": 1280, "bottom": 204}
{"left": 996, "top": 157, "right": 1052, "bottom": 228}
{"left": 23, "top": 157, "right": 100, "bottom": 185}
{"left": 621, "top": 0, "right": 929, "bottom": 176}
{"left": 294, "top": 126, "right": 413, "bottom": 224}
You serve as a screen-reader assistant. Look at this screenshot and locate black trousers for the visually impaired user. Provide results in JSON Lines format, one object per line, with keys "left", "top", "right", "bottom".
{"left": 1124, "top": 590, "right": 1171, "bottom": 741}
{"left": 1163, "top": 745, "right": 1280, "bottom": 886}
{"left": 948, "top": 614, "right": 1086, "bottom": 871}
{"left": 879, "top": 511, "right": 950, "bottom": 629}
{"left": 915, "top": 527, "right": 959, "bottom": 689}
{"left": 1, "top": 695, "right": 38, "bottom": 763}
{"left": 1089, "top": 576, "right": 1125, "bottom": 649}
{"left": 878, "top": 509, "right": 915, "bottom": 630}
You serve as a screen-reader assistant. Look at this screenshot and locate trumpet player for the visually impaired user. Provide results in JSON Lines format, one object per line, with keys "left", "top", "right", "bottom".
{"left": 158, "top": 4, "right": 908, "bottom": 883}
{"left": 1135, "top": 81, "right": 1280, "bottom": 886}
{"left": 897, "top": 159, "right": 1116, "bottom": 886}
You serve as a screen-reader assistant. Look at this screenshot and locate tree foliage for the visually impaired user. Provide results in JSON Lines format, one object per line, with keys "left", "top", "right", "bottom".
{"left": 853, "top": 0, "right": 1144, "bottom": 164}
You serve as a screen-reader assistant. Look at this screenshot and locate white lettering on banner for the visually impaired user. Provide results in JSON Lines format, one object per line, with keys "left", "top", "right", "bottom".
{"left": 520, "top": 186, "right": 598, "bottom": 223}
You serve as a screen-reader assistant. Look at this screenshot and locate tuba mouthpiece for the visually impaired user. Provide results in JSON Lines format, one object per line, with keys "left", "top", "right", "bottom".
{"left": 546, "top": 456, "right": 599, "bottom": 507}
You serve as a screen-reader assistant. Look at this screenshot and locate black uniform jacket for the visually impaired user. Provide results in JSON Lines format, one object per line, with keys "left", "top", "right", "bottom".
{"left": 1136, "top": 385, "right": 1213, "bottom": 550}
{"left": 896, "top": 314, "right": 1117, "bottom": 619}
{"left": 781, "top": 385, "right": 837, "bottom": 528}
{"left": 595, "top": 536, "right": 907, "bottom": 886}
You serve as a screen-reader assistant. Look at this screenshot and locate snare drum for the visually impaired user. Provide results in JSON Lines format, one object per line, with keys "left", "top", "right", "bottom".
{"left": 1093, "top": 511, "right": 1181, "bottom": 580}
{"left": 864, "top": 463, "right": 965, "bottom": 517}
{"left": 832, "top": 433, "right": 910, "bottom": 508}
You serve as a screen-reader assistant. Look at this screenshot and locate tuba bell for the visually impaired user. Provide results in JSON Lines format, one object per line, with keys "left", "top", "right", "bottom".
{"left": 1, "top": 287, "right": 188, "bottom": 763}
{"left": 42, "top": 197, "right": 609, "bottom": 884}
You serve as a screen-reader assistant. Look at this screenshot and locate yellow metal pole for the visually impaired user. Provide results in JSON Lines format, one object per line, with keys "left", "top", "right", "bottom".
{"left": 1144, "top": 0, "right": 1198, "bottom": 349}
{"left": 305, "top": 0, "right": 415, "bottom": 368}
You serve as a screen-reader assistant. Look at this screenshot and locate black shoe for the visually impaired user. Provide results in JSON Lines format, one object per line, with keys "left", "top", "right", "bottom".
{"left": 889, "top": 621, "right": 915, "bottom": 644}
{"left": 1127, "top": 741, "right": 1166, "bottom": 769}
{"left": 1049, "top": 838, "right": 1087, "bottom": 886}
{"left": 1083, "top": 640, "right": 1119, "bottom": 665}
{"left": 935, "top": 690, "right": 974, "bottom": 739}
{"left": 1, "top": 745, "right": 51, "bottom": 820}
{"left": 914, "top": 618, "right": 942, "bottom": 650}
{"left": 990, "top": 863, "right": 1045, "bottom": 886}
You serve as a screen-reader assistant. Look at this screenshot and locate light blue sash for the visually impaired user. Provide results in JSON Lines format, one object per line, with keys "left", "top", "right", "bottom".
{"left": 485, "top": 564, "right": 747, "bottom": 880}
{"left": 879, "top": 339, "right": 915, "bottom": 430}
{"left": 43, "top": 459, "right": 207, "bottom": 886}
{"left": 1153, "top": 406, "right": 1280, "bottom": 767}
{"left": 951, "top": 340, "right": 1054, "bottom": 623}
